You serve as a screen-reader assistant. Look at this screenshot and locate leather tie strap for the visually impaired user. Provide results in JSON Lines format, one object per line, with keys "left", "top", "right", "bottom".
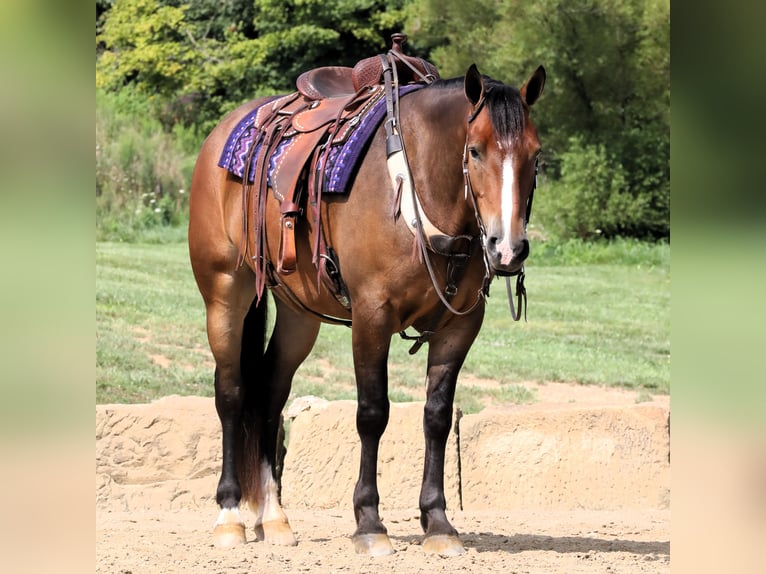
{"left": 278, "top": 201, "right": 301, "bottom": 274}
{"left": 505, "top": 270, "right": 527, "bottom": 322}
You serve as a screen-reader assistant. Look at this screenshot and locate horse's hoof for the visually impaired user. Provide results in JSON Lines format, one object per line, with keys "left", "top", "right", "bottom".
{"left": 213, "top": 522, "right": 247, "bottom": 548}
{"left": 353, "top": 533, "right": 395, "bottom": 556}
{"left": 422, "top": 534, "right": 465, "bottom": 556}
{"left": 254, "top": 521, "right": 298, "bottom": 546}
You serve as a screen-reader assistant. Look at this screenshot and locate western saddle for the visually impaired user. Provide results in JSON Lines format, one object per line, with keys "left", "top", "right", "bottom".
{"left": 241, "top": 33, "right": 439, "bottom": 308}
{"left": 296, "top": 33, "right": 438, "bottom": 100}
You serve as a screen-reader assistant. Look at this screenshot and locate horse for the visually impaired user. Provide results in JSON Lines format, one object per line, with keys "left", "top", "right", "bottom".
{"left": 188, "top": 59, "right": 545, "bottom": 557}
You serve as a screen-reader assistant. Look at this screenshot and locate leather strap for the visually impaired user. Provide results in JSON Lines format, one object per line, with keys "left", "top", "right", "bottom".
{"left": 277, "top": 201, "right": 301, "bottom": 274}
{"left": 398, "top": 236, "right": 478, "bottom": 354}
{"left": 266, "top": 264, "right": 353, "bottom": 327}
{"left": 505, "top": 271, "right": 527, "bottom": 322}
{"left": 378, "top": 49, "right": 490, "bottom": 352}
{"left": 381, "top": 53, "right": 444, "bottom": 250}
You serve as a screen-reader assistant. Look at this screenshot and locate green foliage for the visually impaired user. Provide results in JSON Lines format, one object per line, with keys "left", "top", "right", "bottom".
{"left": 404, "top": 0, "right": 504, "bottom": 74}
{"left": 534, "top": 136, "right": 652, "bottom": 240}
{"left": 96, "top": 88, "right": 195, "bottom": 241}
{"left": 97, "top": 0, "right": 408, "bottom": 132}
{"left": 96, "top": 0, "right": 190, "bottom": 95}
{"left": 407, "top": 0, "right": 670, "bottom": 240}
{"left": 96, "top": 0, "right": 669, "bottom": 242}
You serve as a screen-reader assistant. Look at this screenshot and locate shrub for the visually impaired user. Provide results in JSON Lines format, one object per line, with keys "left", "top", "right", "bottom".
{"left": 96, "top": 88, "right": 196, "bottom": 241}
{"left": 534, "top": 136, "right": 664, "bottom": 241}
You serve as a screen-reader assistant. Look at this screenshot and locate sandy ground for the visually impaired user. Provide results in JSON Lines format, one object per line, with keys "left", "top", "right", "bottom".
{"left": 96, "top": 382, "right": 670, "bottom": 573}
{"left": 96, "top": 507, "right": 669, "bottom": 573}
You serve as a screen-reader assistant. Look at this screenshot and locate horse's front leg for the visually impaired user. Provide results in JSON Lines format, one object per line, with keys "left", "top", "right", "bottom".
{"left": 419, "top": 311, "right": 484, "bottom": 556}
{"left": 350, "top": 311, "right": 395, "bottom": 556}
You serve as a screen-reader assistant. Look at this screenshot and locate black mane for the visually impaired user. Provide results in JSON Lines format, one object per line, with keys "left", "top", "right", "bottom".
{"left": 430, "top": 75, "right": 525, "bottom": 142}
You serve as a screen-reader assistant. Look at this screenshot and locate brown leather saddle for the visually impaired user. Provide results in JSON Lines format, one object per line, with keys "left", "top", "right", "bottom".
{"left": 296, "top": 33, "right": 439, "bottom": 100}
{"left": 241, "top": 33, "right": 439, "bottom": 305}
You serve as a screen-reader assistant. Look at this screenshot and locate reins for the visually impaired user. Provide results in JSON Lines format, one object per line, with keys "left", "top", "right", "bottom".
{"left": 461, "top": 97, "right": 538, "bottom": 323}
{"left": 503, "top": 156, "right": 537, "bottom": 322}
{"left": 379, "top": 49, "right": 492, "bottom": 353}
{"left": 382, "top": 51, "right": 538, "bottom": 351}
{"left": 382, "top": 50, "right": 491, "bottom": 314}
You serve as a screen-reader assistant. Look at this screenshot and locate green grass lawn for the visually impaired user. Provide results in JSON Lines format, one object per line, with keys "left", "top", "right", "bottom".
{"left": 96, "top": 238, "right": 669, "bottom": 411}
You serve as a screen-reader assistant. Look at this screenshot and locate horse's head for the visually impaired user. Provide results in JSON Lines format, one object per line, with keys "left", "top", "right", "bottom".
{"left": 463, "top": 64, "right": 546, "bottom": 276}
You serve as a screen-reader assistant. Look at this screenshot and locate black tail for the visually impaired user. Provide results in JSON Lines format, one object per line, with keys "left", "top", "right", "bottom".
{"left": 236, "top": 295, "right": 268, "bottom": 508}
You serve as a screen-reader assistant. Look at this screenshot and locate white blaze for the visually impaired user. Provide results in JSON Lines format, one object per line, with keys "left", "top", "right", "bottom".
{"left": 497, "top": 154, "right": 516, "bottom": 264}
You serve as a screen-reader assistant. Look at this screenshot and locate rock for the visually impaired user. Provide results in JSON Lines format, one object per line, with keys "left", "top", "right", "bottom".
{"left": 96, "top": 396, "right": 220, "bottom": 511}
{"left": 458, "top": 404, "right": 670, "bottom": 510}
{"left": 95, "top": 396, "right": 670, "bottom": 513}
{"left": 281, "top": 401, "right": 461, "bottom": 511}
{"left": 285, "top": 395, "right": 330, "bottom": 419}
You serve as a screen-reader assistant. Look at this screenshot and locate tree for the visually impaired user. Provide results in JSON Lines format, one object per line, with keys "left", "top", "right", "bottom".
{"left": 96, "top": 0, "right": 669, "bottom": 240}
{"left": 97, "top": 0, "right": 408, "bottom": 132}
{"left": 407, "top": 0, "right": 670, "bottom": 240}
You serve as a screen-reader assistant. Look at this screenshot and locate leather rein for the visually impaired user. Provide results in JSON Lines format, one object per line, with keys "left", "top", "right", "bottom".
{"left": 462, "top": 90, "right": 536, "bottom": 324}
{"left": 462, "top": 115, "right": 538, "bottom": 323}
{"left": 382, "top": 53, "right": 535, "bottom": 354}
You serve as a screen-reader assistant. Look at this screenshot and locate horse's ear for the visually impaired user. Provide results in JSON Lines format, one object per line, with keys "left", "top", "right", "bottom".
{"left": 520, "top": 65, "right": 546, "bottom": 107}
{"left": 464, "top": 64, "right": 485, "bottom": 107}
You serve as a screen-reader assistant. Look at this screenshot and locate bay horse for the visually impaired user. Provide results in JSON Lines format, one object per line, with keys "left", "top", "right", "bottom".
{"left": 189, "top": 62, "right": 545, "bottom": 556}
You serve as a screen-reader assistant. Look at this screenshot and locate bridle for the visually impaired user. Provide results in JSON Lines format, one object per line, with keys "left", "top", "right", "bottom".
{"left": 462, "top": 89, "right": 537, "bottom": 322}
{"left": 383, "top": 56, "right": 537, "bottom": 351}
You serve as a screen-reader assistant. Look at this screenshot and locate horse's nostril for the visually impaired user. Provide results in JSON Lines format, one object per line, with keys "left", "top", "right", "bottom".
{"left": 514, "top": 239, "right": 530, "bottom": 260}
{"left": 486, "top": 236, "right": 501, "bottom": 258}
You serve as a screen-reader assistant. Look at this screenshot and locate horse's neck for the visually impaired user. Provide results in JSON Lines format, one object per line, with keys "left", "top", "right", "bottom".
{"left": 403, "top": 88, "right": 475, "bottom": 237}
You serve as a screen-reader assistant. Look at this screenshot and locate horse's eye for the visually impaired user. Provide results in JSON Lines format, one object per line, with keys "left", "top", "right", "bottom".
{"left": 469, "top": 147, "right": 480, "bottom": 160}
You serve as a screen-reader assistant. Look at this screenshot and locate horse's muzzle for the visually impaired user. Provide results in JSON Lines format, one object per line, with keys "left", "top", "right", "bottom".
{"left": 487, "top": 238, "right": 529, "bottom": 276}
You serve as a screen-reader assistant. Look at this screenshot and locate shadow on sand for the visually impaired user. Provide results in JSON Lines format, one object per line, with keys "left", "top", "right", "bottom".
{"left": 459, "top": 531, "right": 669, "bottom": 555}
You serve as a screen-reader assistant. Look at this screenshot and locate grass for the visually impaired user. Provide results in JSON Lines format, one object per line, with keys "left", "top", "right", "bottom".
{"left": 96, "top": 242, "right": 213, "bottom": 402}
{"left": 96, "top": 236, "right": 669, "bottom": 412}
{"left": 467, "top": 264, "right": 669, "bottom": 389}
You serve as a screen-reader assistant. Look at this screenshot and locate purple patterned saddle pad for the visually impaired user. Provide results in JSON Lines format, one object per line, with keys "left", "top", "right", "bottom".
{"left": 217, "top": 85, "right": 423, "bottom": 194}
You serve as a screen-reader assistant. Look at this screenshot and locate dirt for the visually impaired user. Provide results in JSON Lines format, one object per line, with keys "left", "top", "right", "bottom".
{"left": 96, "top": 507, "right": 669, "bottom": 573}
{"left": 96, "top": 383, "right": 670, "bottom": 573}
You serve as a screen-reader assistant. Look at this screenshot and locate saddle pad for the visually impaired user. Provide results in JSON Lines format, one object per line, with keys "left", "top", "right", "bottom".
{"left": 217, "top": 84, "right": 424, "bottom": 194}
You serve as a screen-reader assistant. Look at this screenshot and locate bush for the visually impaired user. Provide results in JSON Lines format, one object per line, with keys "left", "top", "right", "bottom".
{"left": 534, "top": 136, "right": 667, "bottom": 241}
{"left": 96, "top": 88, "right": 197, "bottom": 241}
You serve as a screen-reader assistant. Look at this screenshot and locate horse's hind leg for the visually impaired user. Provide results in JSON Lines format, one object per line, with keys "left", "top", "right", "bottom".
{"left": 249, "top": 297, "right": 320, "bottom": 545}
{"left": 200, "top": 270, "right": 260, "bottom": 548}
{"left": 205, "top": 285, "right": 319, "bottom": 548}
